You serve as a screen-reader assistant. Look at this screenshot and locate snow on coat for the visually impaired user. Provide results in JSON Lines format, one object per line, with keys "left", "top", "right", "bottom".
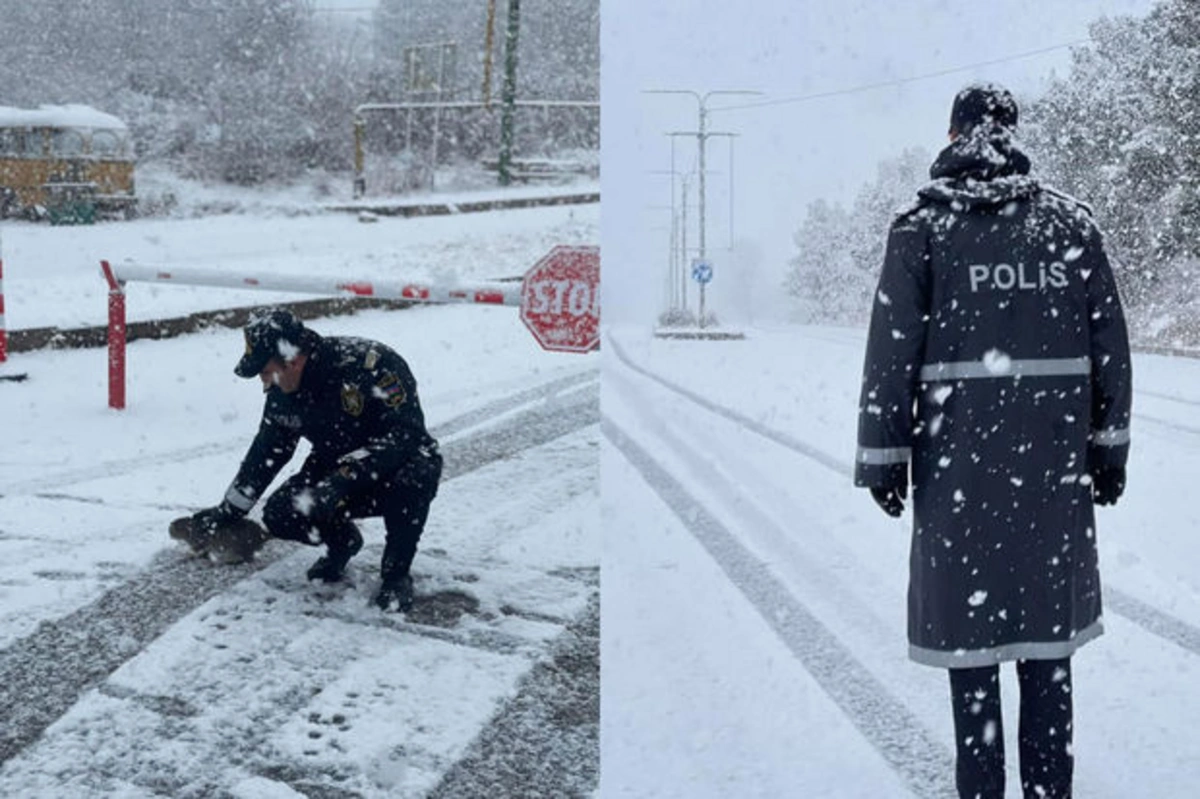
{"left": 855, "top": 127, "right": 1132, "bottom": 669}
{"left": 223, "top": 334, "right": 438, "bottom": 515}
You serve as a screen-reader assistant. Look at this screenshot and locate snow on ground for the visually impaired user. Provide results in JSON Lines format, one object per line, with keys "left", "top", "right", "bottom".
{"left": 133, "top": 162, "right": 598, "bottom": 220}
{"left": 0, "top": 201, "right": 598, "bottom": 796}
{"left": 602, "top": 323, "right": 1200, "bottom": 798}
{"left": 0, "top": 304, "right": 594, "bottom": 646}
{"left": 1, "top": 198, "right": 597, "bottom": 330}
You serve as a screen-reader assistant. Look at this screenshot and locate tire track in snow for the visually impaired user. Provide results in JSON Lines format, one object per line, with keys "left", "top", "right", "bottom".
{"left": 610, "top": 332, "right": 1200, "bottom": 662}
{"left": 1138, "top": 388, "right": 1200, "bottom": 407}
{"left": 607, "top": 334, "right": 849, "bottom": 476}
{"left": 0, "top": 381, "right": 599, "bottom": 766}
{"left": 603, "top": 417, "right": 956, "bottom": 798}
{"left": 0, "top": 369, "right": 597, "bottom": 499}
{"left": 1134, "top": 411, "right": 1200, "bottom": 439}
{"left": 429, "top": 592, "right": 599, "bottom": 799}
{"left": 787, "top": 327, "right": 1200, "bottom": 442}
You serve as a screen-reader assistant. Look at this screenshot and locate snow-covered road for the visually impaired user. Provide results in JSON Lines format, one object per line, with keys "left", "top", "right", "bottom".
{"left": 0, "top": 203, "right": 599, "bottom": 797}
{"left": 602, "top": 324, "right": 1200, "bottom": 798}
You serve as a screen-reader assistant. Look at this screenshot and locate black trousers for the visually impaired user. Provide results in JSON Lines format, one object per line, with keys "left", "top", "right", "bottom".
{"left": 261, "top": 446, "right": 443, "bottom": 583}
{"left": 949, "top": 658, "right": 1073, "bottom": 799}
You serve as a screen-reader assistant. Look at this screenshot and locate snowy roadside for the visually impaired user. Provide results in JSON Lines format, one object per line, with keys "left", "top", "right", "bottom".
{"left": 0, "top": 201, "right": 598, "bottom": 333}
{"left": 601, "top": 324, "right": 1200, "bottom": 797}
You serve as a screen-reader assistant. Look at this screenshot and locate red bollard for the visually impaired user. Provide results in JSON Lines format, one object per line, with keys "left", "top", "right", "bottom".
{"left": 101, "top": 260, "right": 126, "bottom": 410}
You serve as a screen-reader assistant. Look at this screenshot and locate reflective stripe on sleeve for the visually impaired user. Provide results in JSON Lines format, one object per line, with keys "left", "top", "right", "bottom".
{"left": 223, "top": 484, "right": 256, "bottom": 512}
{"left": 1091, "top": 427, "right": 1130, "bottom": 447}
{"left": 919, "top": 356, "right": 1090, "bottom": 382}
{"left": 857, "top": 446, "right": 911, "bottom": 465}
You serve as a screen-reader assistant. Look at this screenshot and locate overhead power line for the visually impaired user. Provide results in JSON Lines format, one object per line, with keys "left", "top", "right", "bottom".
{"left": 709, "top": 39, "right": 1090, "bottom": 113}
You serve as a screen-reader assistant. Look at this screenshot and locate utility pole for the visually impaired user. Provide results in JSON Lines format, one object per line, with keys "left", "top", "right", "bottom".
{"left": 679, "top": 171, "right": 690, "bottom": 312}
{"left": 645, "top": 89, "right": 759, "bottom": 327}
{"left": 497, "top": 0, "right": 521, "bottom": 186}
{"left": 482, "top": 0, "right": 497, "bottom": 107}
{"left": 649, "top": 170, "right": 682, "bottom": 310}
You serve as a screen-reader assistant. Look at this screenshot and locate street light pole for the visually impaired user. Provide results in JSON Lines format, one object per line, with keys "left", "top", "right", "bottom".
{"left": 665, "top": 131, "right": 696, "bottom": 313}
{"left": 649, "top": 167, "right": 684, "bottom": 312}
{"left": 645, "top": 88, "right": 760, "bottom": 327}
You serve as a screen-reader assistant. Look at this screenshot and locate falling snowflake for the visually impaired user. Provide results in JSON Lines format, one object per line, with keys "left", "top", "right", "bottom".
{"left": 292, "top": 489, "right": 315, "bottom": 516}
{"left": 983, "top": 349, "right": 1013, "bottom": 375}
{"left": 968, "top": 590, "right": 988, "bottom": 607}
{"left": 277, "top": 339, "right": 300, "bottom": 360}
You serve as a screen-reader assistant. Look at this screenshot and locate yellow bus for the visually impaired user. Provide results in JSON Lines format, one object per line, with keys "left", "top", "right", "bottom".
{"left": 0, "top": 104, "right": 136, "bottom": 221}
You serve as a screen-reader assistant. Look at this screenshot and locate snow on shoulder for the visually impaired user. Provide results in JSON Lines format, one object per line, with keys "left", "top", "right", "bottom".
{"left": 0, "top": 104, "right": 127, "bottom": 130}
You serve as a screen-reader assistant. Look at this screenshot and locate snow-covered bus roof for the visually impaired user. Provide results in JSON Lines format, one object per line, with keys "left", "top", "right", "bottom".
{"left": 0, "top": 104, "right": 127, "bottom": 131}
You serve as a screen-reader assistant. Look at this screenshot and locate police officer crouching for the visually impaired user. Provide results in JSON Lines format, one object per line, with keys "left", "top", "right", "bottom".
{"left": 186, "top": 308, "right": 443, "bottom": 612}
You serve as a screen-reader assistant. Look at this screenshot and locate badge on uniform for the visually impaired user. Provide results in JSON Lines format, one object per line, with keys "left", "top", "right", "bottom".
{"left": 341, "top": 385, "right": 364, "bottom": 416}
{"left": 375, "top": 373, "right": 407, "bottom": 408}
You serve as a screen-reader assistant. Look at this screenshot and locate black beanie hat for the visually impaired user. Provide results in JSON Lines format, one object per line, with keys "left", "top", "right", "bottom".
{"left": 950, "top": 83, "right": 1018, "bottom": 136}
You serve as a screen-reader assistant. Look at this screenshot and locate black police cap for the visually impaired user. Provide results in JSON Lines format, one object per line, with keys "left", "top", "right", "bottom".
{"left": 234, "top": 308, "right": 308, "bottom": 378}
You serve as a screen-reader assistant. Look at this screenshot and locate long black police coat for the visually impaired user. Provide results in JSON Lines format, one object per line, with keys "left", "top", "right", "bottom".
{"left": 855, "top": 130, "right": 1132, "bottom": 668}
{"left": 221, "top": 335, "right": 438, "bottom": 515}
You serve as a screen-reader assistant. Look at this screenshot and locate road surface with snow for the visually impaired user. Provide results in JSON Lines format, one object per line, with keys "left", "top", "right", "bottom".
{"left": 602, "top": 324, "right": 1200, "bottom": 798}
{"left": 0, "top": 202, "right": 598, "bottom": 797}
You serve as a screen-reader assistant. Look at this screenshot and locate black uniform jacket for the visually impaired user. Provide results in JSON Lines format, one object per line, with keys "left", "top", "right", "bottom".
{"left": 223, "top": 335, "right": 437, "bottom": 514}
{"left": 855, "top": 129, "right": 1132, "bottom": 668}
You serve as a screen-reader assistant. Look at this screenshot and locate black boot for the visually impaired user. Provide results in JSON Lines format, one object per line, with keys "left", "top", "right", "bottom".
{"left": 375, "top": 573, "right": 414, "bottom": 612}
{"left": 306, "top": 522, "right": 363, "bottom": 582}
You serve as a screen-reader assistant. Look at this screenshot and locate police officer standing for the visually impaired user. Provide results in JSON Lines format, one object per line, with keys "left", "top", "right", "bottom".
{"left": 855, "top": 84, "right": 1131, "bottom": 798}
{"left": 186, "top": 308, "right": 443, "bottom": 612}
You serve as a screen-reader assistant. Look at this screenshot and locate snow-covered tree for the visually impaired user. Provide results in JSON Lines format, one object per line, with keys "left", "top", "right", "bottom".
{"left": 1025, "top": 0, "right": 1200, "bottom": 324}
{"left": 0, "top": 0, "right": 597, "bottom": 186}
{"left": 785, "top": 146, "right": 930, "bottom": 324}
{"left": 791, "top": 0, "right": 1200, "bottom": 346}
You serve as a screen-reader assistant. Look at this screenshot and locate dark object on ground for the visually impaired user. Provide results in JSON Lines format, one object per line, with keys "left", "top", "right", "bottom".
{"left": 168, "top": 515, "right": 270, "bottom": 564}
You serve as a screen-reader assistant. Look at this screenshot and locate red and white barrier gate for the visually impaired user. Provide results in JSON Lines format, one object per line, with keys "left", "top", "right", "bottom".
{"left": 100, "top": 244, "right": 599, "bottom": 409}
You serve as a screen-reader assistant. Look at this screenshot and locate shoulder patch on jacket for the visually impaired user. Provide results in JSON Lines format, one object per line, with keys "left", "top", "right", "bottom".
{"left": 374, "top": 373, "right": 407, "bottom": 408}
{"left": 341, "top": 384, "right": 364, "bottom": 416}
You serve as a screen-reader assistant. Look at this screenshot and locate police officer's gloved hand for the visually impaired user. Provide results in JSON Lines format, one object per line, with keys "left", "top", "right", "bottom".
{"left": 870, "top": 480, "right": 907, "bottom": 518}
{"left": 1091, "top": 465, "right": 1126, "bottom": 506}
{"left": 192, "top": 501, "right": 241, "bottom": 536}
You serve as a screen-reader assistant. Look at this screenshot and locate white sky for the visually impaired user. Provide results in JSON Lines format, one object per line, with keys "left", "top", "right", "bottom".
{"left": 600, "top": 0, "right": 1162, "bottom": 325}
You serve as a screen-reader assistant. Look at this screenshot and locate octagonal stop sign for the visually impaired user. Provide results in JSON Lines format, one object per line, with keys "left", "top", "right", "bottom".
{"left": 520, "top": 245, "right": 600, "bottom": 352}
